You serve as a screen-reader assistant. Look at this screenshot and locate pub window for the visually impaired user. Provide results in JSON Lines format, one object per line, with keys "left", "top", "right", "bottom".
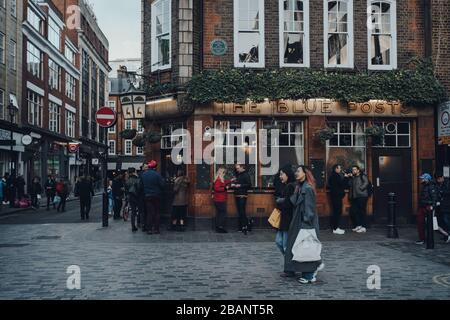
{"left": 151, "top": 0, "right": 171, "bottom": 72}
{"left": 262, "top": 121, "right": 305, "bottom": 188}
{"left": 372, "top": 121, "right": 410, "bottom": 148}
{"left": 234, "top": 0, "right": 265, "bottom": 68}
{"left": 161, "top": 123, "right": 187, "bottom": 150}
{"left": 324, "top": 0, "right": 354, "bottom": 68}
{"left": 327, "top": 121, "right": 366, "bottom": 174}
{"left": 368, "top": 0, "right": 397, "bottom": 70}
{"left": 125, "top": 140, "right": 133, "bottom": 156}
{"left": 280, "top": 0, "right": 310, "bottom": 67}
{"left": 214, "top": 120, "right": 258, "bottom": 187}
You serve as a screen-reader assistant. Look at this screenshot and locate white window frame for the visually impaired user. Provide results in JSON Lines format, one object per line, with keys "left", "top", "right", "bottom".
{"left": 8, "top": 39, "right": 16, "bottom": 71}
{"left": 327, "top": 121, "right": 366, "bottom": 147}
{"left": 64, "top": 45, "right": 76, "bottom": 65}
{"left": 125, "top": 140, "right": 133, "bottom": 156}
{"left": 108, "top": 140, "right": 116, "bottom": 155}
{"left": 65, "top": 109, "right": 76, "bottom": 138}
{"left": 65, "top": 74, "right": 76, "bottom": 100}
{"left": 161, "top": 123, "right": 187, "bottom": 150}
{"left": 28, "top": 6, "right": 43, "bottom": 34}
{"left": 0, "top": 88, "right": 4, "bottom": 120}
{"left": 49, "top": 59, "right": 61, "bottom": 91}
{"left": 136, "top": 146, "right": 144, "bottom": 155}
{"left": 49, "top": 102, "right": 61, "bottom": 134}
{"left": 367, "top": 0, "right": 397, "bottom": 70}
{"left": 234, "top": 0, "right": 265, "bottom": 68}
{"left": 27, "top": 41, "right": 43, "bottom": 79}
{"left": 151, "top": 0, "right": 171, "bottom": 72}
{"left": 372, "top": 121, "right": 410, "bottom": 148}
{"left": 0, "top": 32, "right": 5, "bottom": 64}
{"left": 323, "top": 0, "right": 354, "bottom": 68}
{"left": 10, "top": 0, "right": 16, "bottom": 18}
{"left": 125, "top": 120, "right": 133, "bottom": 130}
{"left": 279, "top": 0, "right": 310, "bottom": 68}
{"left": 27, "top": 90, "right": 43, "bottom": 127}
{"left": 48, "top": 17, "right": 61, "bottom": 50}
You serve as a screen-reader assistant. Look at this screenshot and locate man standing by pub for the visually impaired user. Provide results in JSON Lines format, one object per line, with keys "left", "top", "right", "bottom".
{"left": 231, "top": 164, "right": 252, "bottom": 235}
{"left": 141, "top": 161, "right": 165, "bottom": 235}
{"left": 348, "top": 166, "right": 369, "bottom": 234}
{"left": 44, "top": 175, "right": 56, "bottom": 211}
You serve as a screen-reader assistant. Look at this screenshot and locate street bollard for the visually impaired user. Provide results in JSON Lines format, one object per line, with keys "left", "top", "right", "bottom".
{"left": 426, "top": 209, "right": 434, "bottom": 249}
{"left": 387, "top": 192, "right": 399, "bottom": 239}
{"left": 102, "top": 191, "right": 109, "bottom": 228}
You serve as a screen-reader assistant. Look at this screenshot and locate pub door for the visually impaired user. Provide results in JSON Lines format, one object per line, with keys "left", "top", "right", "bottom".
{"left": 372, "top": 149, "right": 412, "bottom": 224}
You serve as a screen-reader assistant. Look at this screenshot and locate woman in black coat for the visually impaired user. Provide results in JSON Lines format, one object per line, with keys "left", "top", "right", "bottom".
{"left": 274, "top": 165, "right": 296, "bottom": 256}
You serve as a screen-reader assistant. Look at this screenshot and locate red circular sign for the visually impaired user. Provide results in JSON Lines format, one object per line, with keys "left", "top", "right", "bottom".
{"left": 96, "top": 107, "right": 117, "bottom": 128}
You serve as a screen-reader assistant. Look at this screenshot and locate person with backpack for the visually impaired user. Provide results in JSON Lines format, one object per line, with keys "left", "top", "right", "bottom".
{"left": 347, "top": 166, "right": 370, "bottom": 233}
{"left": 124, "top": 168, "right": 142, "bottom": 232}
{"left": 76, "top": 175, "right": 95, "bottom": 220}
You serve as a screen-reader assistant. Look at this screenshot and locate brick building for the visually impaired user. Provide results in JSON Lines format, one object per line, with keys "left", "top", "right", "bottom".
{"left": 142, "top": 0, "right": 446, "bottom": 229}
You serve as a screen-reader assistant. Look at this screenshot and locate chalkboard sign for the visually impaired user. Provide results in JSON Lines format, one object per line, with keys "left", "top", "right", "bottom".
{"left": 196, "top": 162, "right": 211, "bottom": 190}
{"left": 310, "top": 159, "right": 325, "bottom": 189}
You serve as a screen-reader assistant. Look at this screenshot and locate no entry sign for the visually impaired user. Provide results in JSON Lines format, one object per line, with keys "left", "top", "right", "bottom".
{"left": 96, "top": 107, "right": 117, "bottom": 128}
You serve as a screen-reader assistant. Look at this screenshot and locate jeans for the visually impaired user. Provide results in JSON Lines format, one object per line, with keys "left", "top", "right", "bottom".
{"left": 302, "top": 272, "right": 315, "bottom": 281}
{"left": 145, "top": 196, "right": 161, "bottom": 232}
{"left": 80, "top": 197, "right": 91, "bottom": 219}
{"left": 330, "top": 195, "right": 343, "bottom": 230}
{"left": 129, "top": 199, "right": 139, "bottom": 229}
{"left": 214, "top": 201, "right": 227, "bottom": 229}
{"left": 113, "top": 197, "right": 123, "bottom": 219}
{"left": 275, "top": 231, "right": 289, "bottom": 255}
{"left": 57, "top": 194, "right": 67, "bottom": 212}
{"left": 235, "top": 197, "right": 248, "bottom": 230}
{"left": 108, "top": 197, "right": 113, "bottom": 214}
{"left": 350, "top": 197, "right": 368, "bottom": 228}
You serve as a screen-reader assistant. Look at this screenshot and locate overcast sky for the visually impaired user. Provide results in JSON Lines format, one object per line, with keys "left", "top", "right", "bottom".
{"left": 90, "top": 0, "right": 141, "bottom": 61}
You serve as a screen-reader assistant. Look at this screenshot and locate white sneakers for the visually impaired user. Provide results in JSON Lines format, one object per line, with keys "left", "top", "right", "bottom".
{"left": 333, "top": 228, "right": 345, "bottom": 235}
{"left": 352, "top": 226, "right": 367, "bottom": 233}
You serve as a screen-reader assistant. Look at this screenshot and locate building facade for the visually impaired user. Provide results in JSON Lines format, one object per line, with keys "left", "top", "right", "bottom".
{"left": 0, "top": 0, "right": 24, "bottom": 178}
{"left": 53, "top": 0, "right": 111, "bottom": 185}
{"left": 142, "top": 0, "right": 444, "bottom": 229}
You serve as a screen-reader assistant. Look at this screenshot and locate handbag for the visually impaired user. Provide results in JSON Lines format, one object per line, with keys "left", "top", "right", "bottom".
{"left": 53, "top": 195, "right": 61, "bottom": 205}
{"left": 433, "top": 211, "right": 439, "bottom": 231}
{"left": 268, "top": 208, "right": 281, "bottom": 229}
{"left": 292, "top": 229, "right": 322, "bottom": 263}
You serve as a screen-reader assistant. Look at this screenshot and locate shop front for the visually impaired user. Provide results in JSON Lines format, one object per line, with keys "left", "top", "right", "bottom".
{"left": 145, "top": 98, "right": 435, "bottom": 229}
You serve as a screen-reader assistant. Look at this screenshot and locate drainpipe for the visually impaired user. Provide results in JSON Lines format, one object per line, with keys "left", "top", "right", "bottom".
{"left": 423, "top": 0, "right": 432, "bottom": 58}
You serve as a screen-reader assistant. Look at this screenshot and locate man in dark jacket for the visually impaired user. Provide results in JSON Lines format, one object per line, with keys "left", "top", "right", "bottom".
{"left": 44, "top": 175, "right": 56, "bottom": 210}
{"left": 138, "top": 163, "right": 148, "bottom": 231}
{"left": 348, "top": 166, "right": 369, "bottom": 233}
{"left": 231, "top": 164, "right": 252, "bottom": 235}
{"left": 6, "top": 172, "right": 16, "bottom": 208}
{"left": 328, "top": 164, "right": 348, "bottom": 235}
{"left": 30, "top": 177, "right": 42, "bottom": 209}
{"left": 416, "top": 174, "right": 438, "bottom": 244}
{"left": 432, "top": 174, "right": 450, "bottom": 242}
{"left": 141, "top": 160, "right": 165, "bottom": 234}
{"left": 16, "top": 175, "right": 25, "bottom": 200}
{"left": 112, "top": 174, "right": 125, "bottom": 220}
{"left": 76, "top": 175, "right": 95, "bottom": 220}
{"left": 125, "top": 168, "right": 142, "bottom": 232}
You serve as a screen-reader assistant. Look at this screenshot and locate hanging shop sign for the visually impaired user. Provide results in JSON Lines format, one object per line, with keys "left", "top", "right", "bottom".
{"left": 68, "top": 143, "right": 80, "bottom": 153}
{"left": 21, "top": 135, "right": 33, "bottom": 146}
{"left": 438, "top": 101, "right": 450, "bottom": 145}
{"left": 206, "top": 100, "right": 426, "bottom": 118}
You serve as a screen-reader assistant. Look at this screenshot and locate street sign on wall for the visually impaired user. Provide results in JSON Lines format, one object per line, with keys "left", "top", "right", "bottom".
{"left": 96, "top": 107, "right": 117, "bottom": 128}
{"left": 438, "top": 101, "right": 450, "bottom": 145}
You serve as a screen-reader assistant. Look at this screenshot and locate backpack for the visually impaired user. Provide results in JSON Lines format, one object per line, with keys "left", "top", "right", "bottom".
{"left": 361, "top": 175, "right": 374, "bottom": 197}
{"left": 127, "top": 178, "right": 140, "bottom": 196}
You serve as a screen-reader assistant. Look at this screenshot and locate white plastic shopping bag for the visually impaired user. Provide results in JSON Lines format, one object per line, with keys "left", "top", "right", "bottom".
{"left": 292, "top": 229, "right": 322, "bottom": 262}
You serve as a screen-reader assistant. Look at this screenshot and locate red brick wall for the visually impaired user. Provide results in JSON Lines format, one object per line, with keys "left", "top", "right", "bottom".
{"left": 432, "top": 0, "right": 450, "bottom": 94}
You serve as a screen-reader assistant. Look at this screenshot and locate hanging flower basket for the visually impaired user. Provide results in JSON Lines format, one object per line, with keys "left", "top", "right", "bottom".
{"left": 132, "top": 134, "right": 146, "bottom": 147}
{"left": 316, "top": 126, "right": 336, "bottom": 144}
{"left": 120, "top": 129, "right": 137, "bottom": 140}
{"left": 365, "top": 125, "right": 386, "bottom": 139}
{"left": 146, "top": 131, "right": 162, "bottom": 144}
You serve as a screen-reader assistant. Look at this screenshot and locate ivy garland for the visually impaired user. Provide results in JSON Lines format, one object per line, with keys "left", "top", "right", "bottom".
{"left": 185, "top": 59, "right": 447, "bottom": 106}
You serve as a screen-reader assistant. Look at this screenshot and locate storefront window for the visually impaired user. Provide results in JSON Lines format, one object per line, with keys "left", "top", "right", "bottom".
{"left": 47, "top": 156, "right": 59, "bottom": 177}
{"left": 327, "top": 121, "right": 366, "bottom": 174}
{"left": 161, "top": 123, "right": 187, "bottom": 180}
{"left": 161, "top": 123, "right": 187, "bottom": 149}
{"left": 261, "top": 120, "right": 305, "bottom": 188}
{"left": 373, "top": 121, "right": 410, "bottom": 148}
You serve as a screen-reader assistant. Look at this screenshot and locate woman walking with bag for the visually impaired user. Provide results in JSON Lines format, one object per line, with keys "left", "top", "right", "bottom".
{"left": 284, "top": 165, "right": 325, "bottom": 284}
{"left": 274, "top": 165, "right": 296, "bottom": 257}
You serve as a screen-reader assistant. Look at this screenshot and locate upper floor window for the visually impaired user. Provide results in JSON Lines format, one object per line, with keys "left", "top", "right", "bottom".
{"left": 8, "top": 39, "right": 16, "bottom": 71}
{"left": 65, "top": 74, "right": 76, "bottom": 101}
{"left": 27, "top": 90, "right": 43, "bottom": 127}
{"left": 1, "top": 0, "right": 5, "bottom": 9}
{"left": 0, "top": 33, "right": 4, "bottom": 64}
{"left": 49, "top": 59, "right": 61, "bottom": 91}
{"left": 125, "top": 120, "right": 132, "bottom": 130}
{"left": 28, "top": 7, "right": 43, "bottom": 34}
{"left": 125, "top": 140, "right": 133, "bottom": 156}
{"left": 279, "top": 0, "right": 310, "bottom": 67}
{"left": 324, "top": 0, "right": 354, "bottom": 68}
{"left": 49, "top": 102, "right": 61, "bottom": 134}
{"left": 368, "top": 0, "right": 397, "bottom": 70}
{"left": 234, "top": 0, "right": 265, "bottom": 68}
{"left": 10, "top": 0, "right": 16, "bottom": 17}
{"left": 48, "top": 18, "right": 61, "bottom": 51}
{"left": 66, "top": 109, "right": 76, "bottom": 138}
{"left": 0, "top": 89, "right": 4, "bottom": 120}
{"left": 151, "top": 0, "right": 171, "bottom": 72}
{"left": 108, "top": 140, "right": 116, "bottom": 155}
{"left": 27, "top": 41, "right": 43, "bottom": 79}
{"left": 65, "top": 45, "right": 76, "bottom": 65}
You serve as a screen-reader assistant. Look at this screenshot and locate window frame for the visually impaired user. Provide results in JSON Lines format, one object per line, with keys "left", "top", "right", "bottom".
{"left": 323, "top": 0, "right": 354, "bottom": 69}
{"left": 367, "top": 0, "right": 397, "bottom": 70}
{"left": 234, "top": 0, "right": 265, "bottom": 68}
{"left": 48, "top": 17, "right": 61, "bottom": 51}
{"left": 279, "top": 0, "right": 310, "bottom": 68}
{"left": 8, "top": 39, "right": 16, "bottom": 71}
{"left": 48, "top": 59, "right": 61, "bottom": 91}
{"left": 108, "top": 140, "right": 116, "bottom": 155}
{"left": 161, "top": 123, "right": 187, "bottom": 150}
{"left": 150, "top": 0, "right": 172, "bottom": 72}
{"left": 372, "top": 121, "right": 410, "bottom": 148}
{"left": 65, "top": 109, "right": 76, "bottom": 138}
{"left": 26, "top": 41, "right": 43, "bottom": 79}
{"left": 49, "top": 102, "right": 61, "bottom": 134}
{"left": 327, "top": 120, "right": 366, "bottom": 148}
{"left": 0, "top": 32, "right": 5, "bottom": 65}
{"left": 124, "top": 140, "right": 133, "bottom": 156}
{"left": 27, "top": 90, "right": 43, "bottom": 127}
{"left": 0, "top": 88, "right": 4, "bottom": 120}
{"left": 65, "top": 73, "right": 76, "bottom": 100}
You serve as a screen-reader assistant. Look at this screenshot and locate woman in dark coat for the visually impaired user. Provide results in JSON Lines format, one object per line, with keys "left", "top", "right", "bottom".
{"left": 274, "top": 165, "right": 296, "bottom": 256}
{"left": 284, "top": 165, "right": 324, "bottom": 284}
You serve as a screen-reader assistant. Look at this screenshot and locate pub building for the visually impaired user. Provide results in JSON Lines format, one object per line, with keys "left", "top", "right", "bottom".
{"left": 141, "top": 0, "right": 444, "bottom": 230}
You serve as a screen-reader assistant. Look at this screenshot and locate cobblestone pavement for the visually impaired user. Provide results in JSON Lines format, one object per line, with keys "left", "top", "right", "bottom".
{"left": 0, "top": 201, "right": 449, "bottom": 300}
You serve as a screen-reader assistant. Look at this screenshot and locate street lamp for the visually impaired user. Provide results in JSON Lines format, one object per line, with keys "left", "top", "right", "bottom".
{"left": 121, "top": 83, "right": 146, "bottom": 120}
{"left": 7, "top": 98, "right": 18, "bottom": 175}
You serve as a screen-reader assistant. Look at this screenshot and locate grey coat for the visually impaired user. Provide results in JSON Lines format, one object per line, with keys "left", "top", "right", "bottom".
{"left": 284, "top": 182, "right": 322, "bottom": 274}
{"left": 348, "top": 174, "right": 369, "bottom": 200}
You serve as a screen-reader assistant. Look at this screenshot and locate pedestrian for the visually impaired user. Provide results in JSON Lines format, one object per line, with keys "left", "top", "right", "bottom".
{"left": 2, "top": 173, "right": 9, "bottom": 206}
{"left": 56, "top": 178, "right": 69, "bottom": 212}
{"left": 107, "top": 180, "right": 114, "bottom": 217}
{"left": 112, "top": 174, "right": 125, "bottom": 220}
{"left": 415, "top": 173, "right": 438, "bottom": 245}
{"left": 327, "top": 164, "right": 348, "bottom": 235}
{"left": 44, "top": 175, "right": 56, "bottom": 210}
{"left": 122, "top": 171, "right": 130, "bottom": 221}
{"left": 167, "top": 170, "right": 190, "bottom": 232}
{"left": 274, "top": 165, "right": 296, "bottom": 256}
{"left": 347, "top": 166, "right": 369, "bottom": 233}
{"left": 125, "top": 168, "right": 142, "bottom": 232}
{"left": 6, "top": 172, "right": 17, "bottom": 208}
{"left": 230, "top": 164, "right": 252, "bottom": 235}
{"left": 138, "top": 163, "right": 148, "bottom": 231}
{"left": 76, "top": 175, "right": 95, "bottom": 220}
{"left": 212, "top": 167, "right": 232, "bottom": 234}
{"left": 0, "top": 175, "right": 5, "bottom": 211}
{"left": 284, "top": 166, "right": 325, "bottom": 284}
{"left": 30, "top": 177, "right": 42, "bottom": 209}
{"left": 16, "top": 175, "right": 25, "bottom": 200}
{"left": 141, "top": 160, "right": 165, "bottom": 235}
{"left": 435, "top": 174, "right": 450, "bottom": 243}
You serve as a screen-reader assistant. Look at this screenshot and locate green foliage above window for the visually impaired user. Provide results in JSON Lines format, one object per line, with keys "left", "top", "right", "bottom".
{"left": 185, "top": 59, "right": 447, "bottom": 106}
